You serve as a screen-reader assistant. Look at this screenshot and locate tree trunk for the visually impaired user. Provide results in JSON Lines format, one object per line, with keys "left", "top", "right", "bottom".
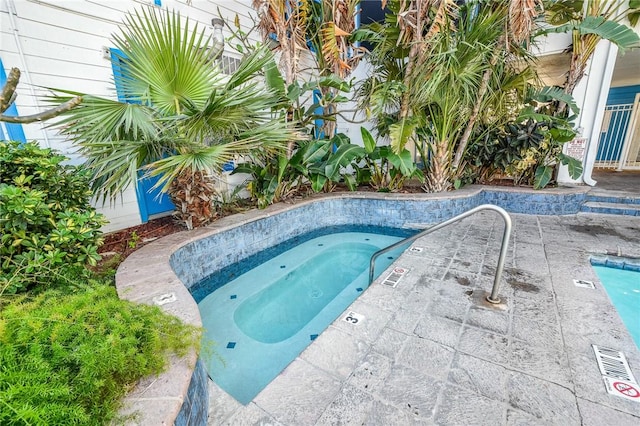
{"left": 452, "top": 35, "right": 505, "bottom": 173}
{"left": 320, "top": 85, "right": 337, "bottom": 139}
{"left": 0, "top": 68, "right": 20, "bottom": 114}
{"left": 168, "top": 168, "right": 218, "bottom": 229}
{"left": 423, "top": 141, "right": 452, "bottom": 193}
{"left": 557, "top": 51, "right": 586, "bottom": 116}
{"left": 0, "top": 66, "right": 82, "bottom": 123}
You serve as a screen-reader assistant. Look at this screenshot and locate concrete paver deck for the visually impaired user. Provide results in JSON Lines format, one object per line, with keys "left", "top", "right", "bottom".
{"left": 207, "top": 212, "right": 640, "bottom": 425}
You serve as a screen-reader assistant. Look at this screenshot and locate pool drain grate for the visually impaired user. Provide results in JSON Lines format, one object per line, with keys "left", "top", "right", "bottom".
{"left": 592, "top": 345, "right": 640, "bottom": 402}
{"left": 592, "top": 345, "right": 636, "bottom": 382}
{"left": 381, "top": 267, "right": 408, "bottom": 288}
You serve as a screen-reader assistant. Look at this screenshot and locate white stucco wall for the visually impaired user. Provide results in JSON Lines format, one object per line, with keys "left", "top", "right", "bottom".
{"left": 0, "top": 0, "right": 256, "bottom": 231}
{"left": 556, "top": 17, "right": 640, "bottom": 185}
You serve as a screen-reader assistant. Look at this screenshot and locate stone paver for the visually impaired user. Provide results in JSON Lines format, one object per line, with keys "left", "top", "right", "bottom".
{"left": 206, "top": 211, "right": 640, "bottom": 425}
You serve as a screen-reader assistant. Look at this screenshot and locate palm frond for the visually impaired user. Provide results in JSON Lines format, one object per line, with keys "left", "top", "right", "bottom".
{"left": 225, "top": 45, "right": 275, "bottom": 89}
{"left": 112, "top": 7, "right": 219, "bottom": 114}
{"left": 48, "top": 6, "right": 298, "bottom": 206}
{"left": 47, "top": 93, "right": 160, "bottom": 143}
{"left": 147, "top": 119, "right": 298, "bottom": 192}
{"left": 508, "top": 0, "right": 543, "bottom": 46}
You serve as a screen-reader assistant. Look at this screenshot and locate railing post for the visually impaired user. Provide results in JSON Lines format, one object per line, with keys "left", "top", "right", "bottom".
{"left": 368, "top": 204, "right": 512, "bottom": 305}
{"left": 485, "top": 207, "right": 512, "bottom": 304}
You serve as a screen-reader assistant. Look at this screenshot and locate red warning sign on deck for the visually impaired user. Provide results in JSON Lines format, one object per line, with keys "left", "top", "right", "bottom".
{"left": 603, "top": 377, "right": 640, "bottom": 402}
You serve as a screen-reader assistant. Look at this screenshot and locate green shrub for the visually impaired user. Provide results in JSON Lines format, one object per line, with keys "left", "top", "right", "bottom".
{"left": 0, "top": 140, "right": 106, "bottom": 294}
{"left": 0, "top": 284, "right": 201, "bottom": 425}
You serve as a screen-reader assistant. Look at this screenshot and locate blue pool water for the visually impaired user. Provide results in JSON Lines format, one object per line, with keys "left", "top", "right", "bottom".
{"left": 593, "top": 265, "right": 640, "bottom": 349}
{"left": 197, "top": 231, "right": 407, "bottom": 404}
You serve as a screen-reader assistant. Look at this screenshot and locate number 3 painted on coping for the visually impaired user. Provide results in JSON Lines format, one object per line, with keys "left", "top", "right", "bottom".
{"left": 345, "top": 315, "right": 358, "bottom": 324}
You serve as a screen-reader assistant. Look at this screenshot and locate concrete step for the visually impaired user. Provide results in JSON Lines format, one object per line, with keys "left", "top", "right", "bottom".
{"left": 581, "top": 201, "right": 640, "bottom": 216}
{"left": 585, "top": 194, "right": 640, "bottom": 205}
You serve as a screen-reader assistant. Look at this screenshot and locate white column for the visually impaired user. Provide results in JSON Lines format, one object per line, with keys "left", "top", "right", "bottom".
{"left": 557, "top": 40, "right": 618, "bottom": 186}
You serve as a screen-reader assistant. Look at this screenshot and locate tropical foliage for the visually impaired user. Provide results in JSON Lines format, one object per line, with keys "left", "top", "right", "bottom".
{"left": 50, "top": 7, "right": 300, "bottom": 228}
{"left": 357, "top": 127, "right": 423, "bottom": 192}
{"left": 235, "top": 132, "right": 365, "bottom": 207}
{"left": 17, "top": 0, "right": 637, "bottom": 221}
{"left": 359, "top": 0, "right": 542, "bottom": 191}
{"left": 0, "top": 141, "right": 106, "bottom": 294}
{"left": 253, "top": 0, "right": 363, "bottom": 138}
{"left": 356, "top": 0, "right": 639, "bottom": 191}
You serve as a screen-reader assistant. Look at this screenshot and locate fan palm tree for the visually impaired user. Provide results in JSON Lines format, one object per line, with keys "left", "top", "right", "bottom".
{"left": 51, "top": 7, "right": 301, "bottom": 229}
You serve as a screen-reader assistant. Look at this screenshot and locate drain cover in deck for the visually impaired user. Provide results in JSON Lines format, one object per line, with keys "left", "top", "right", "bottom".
{"left": 381, "top": 267, "right": 408, "bottom": 288}
{"left": 592, "top": 345, "right": 636, "bottom": 383}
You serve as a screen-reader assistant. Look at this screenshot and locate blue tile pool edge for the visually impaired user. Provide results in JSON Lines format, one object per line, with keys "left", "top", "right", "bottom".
{"left": 171, "top": 186, "right": 590, "bottom": 292}
{"left": 590, "top": 254, "right": 640, "bottom": 272}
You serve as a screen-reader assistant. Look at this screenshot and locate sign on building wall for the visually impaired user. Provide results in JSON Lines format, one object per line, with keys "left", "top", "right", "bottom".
{"left": 566, "top": 137, "right": 587, "bottom": 161}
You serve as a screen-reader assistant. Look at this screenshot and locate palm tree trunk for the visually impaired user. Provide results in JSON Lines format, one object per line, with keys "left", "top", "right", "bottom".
{"left": 452, "top": 36, "right": 504, "bottom": 173}
{"left": 423, "top": 141, "right": 452, "bottom": 192}
{"left": 168, "top": 168, "right": 218, "bottom": 229}
{"left": 557, "top": 50, "right": 587, "bottom": 116}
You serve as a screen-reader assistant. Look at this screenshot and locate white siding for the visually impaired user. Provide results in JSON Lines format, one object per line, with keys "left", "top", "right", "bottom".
{"left": 1, "top": 0, "right": 256, "bottom": 232}
{"left": 94, "top": 189, "right": 144, "bottom": 233}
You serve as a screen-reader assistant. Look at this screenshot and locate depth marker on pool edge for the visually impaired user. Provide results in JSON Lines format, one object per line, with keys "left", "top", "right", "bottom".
{"left": 342, "top": 311, "right": 364, "bottom": 325}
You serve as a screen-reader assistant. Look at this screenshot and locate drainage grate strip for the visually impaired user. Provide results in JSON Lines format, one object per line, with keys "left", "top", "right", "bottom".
{"left": 593, "top": 345, "right": 637, "bottom": 383}
{"left": 381, "top": 267, "right": 408, "bottom": 288}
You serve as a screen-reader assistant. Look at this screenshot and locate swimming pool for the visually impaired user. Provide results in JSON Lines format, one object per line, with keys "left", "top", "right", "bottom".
{"left": 119, "top": 189, "right": 600, "bottom": 424}
{"left": 197, "top": 231, "right": 408, "bottom": 404}
{"left": 592, "top": 264, "right": 640, "bottom": 349}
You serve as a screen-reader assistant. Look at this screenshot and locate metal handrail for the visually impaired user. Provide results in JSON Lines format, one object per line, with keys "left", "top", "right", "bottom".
{"left": 368, "top": 204, "right": 512, "bottom": 304}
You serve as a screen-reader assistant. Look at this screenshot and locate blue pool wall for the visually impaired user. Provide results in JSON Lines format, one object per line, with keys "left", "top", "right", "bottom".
{"left": 590, "top": 254, "right": 640, "bottom": 272}
{"left": 174, "top": 359, "right": 209, "bottom": 426}
{"left": 170, "top": 188, "right": 587, "bottom": 291}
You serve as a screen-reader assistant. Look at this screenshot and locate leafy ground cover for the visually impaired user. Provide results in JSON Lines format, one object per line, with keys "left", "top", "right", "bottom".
{"left": 0, "top": 284, "right": 200, "bottom": 425}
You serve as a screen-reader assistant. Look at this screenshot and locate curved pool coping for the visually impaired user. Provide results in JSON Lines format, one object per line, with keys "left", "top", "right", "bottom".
{"left": 114, "top": 184, "right": 590, "bottom": 424}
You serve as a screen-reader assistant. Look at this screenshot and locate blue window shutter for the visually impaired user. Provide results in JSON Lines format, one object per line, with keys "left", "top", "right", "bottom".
{"left": 606, "top": 85, "right": 640, "bottom": 106}
{"left": 109, "top": 48, "right": 138, "bottom": 103}
{"left": 0, "top": 57, "right": 27, "bottom": 143}
{"left": 108, "top": 48, "right": 174, "bottom": 222}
